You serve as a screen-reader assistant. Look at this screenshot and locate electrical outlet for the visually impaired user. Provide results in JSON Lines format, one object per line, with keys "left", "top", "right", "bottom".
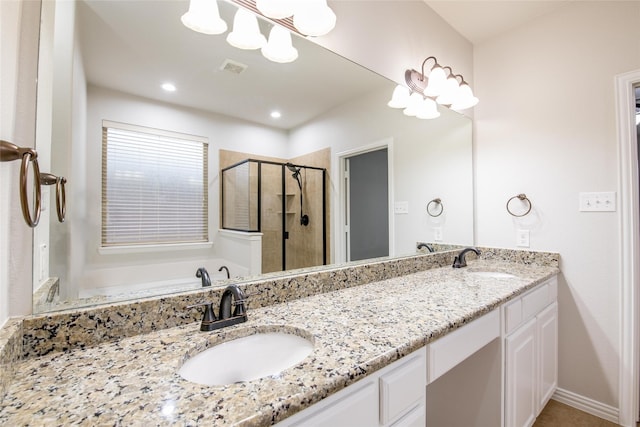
{"left": 516, "top": 229, "right": 530, "bottom": 248}
{"left": 579, "top": 192, "right": 616, "bottom": 212}
{"left": 433, "top": 227, "right": 443, "bottom": 242}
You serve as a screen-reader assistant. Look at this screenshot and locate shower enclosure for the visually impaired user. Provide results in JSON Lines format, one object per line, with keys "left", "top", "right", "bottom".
{"left": 221, "top": 159, "right": 327, "bottom": 274}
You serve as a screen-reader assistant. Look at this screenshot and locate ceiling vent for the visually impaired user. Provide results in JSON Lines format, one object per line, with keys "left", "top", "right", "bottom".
{"left": 220, "top": 59, "right": 248, "bottom": 75}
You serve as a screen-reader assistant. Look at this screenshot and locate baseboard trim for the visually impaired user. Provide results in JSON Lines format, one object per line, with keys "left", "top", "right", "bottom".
{"left": 552, "top": 388, "right": 619, "bottom": 424}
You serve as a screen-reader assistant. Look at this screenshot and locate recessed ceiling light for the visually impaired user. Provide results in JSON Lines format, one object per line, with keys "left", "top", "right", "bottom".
{"left": 271, "top": 111, "right": 282, "bottom": 119}
{"left": 162, "top": 82, "right": 176, "bottom": 92}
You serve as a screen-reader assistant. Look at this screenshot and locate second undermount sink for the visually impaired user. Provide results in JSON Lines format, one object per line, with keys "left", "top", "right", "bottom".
{"left": 179, "top": 331, "right": 314, "bottom": 386}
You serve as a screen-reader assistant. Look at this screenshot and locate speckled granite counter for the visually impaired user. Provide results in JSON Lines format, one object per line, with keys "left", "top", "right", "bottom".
{"left": 0, "top": 258, "right": 558, "bottom": 426}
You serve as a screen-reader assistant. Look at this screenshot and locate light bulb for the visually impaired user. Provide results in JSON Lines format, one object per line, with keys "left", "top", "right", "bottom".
{"left": 262, "top": 26, "right": 298, "bottom": 63}
{"left": 256, "top": 0, "right": 296, "bottom": 19}
{"left": 436, "top": 75, "right": 460, "bottom": 105}
{"left": 424, "top": 65, "right": 447, "bottom": 97}
{"left": 226, "top": 9, "right": 266, "bottom": 50}
{"left": 416, "top": 98, "right": 440, "bottom": 119}
{"left": 403, "top": 93, "right": 423, "bottom": 117}
{"left": 451, "top": 83, "right": 479, "bottom": 111}
{"left": 293, "top": 0, "right": 336, "bottom": 37}
{"left": 387, "top": 85, "right": 410, "bottom": 109}
{"left": 181, "top": 0, "right": 227, "bottom": 35}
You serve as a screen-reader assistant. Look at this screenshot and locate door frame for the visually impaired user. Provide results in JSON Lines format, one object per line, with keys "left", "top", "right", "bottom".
{"left": 616, "top": 69, "right": 640, "bottom": 426}
{"left": 334, "top": 138, "right": 394, "bottom": 264}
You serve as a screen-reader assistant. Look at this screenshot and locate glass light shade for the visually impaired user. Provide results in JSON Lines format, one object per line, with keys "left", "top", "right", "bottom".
{"left": 262, "top": 26, "right": 298, "bottom": 63}
{"left": 256, "top": 0, "right": 296, "bottom": 19}
{"left": 436, "top": 75, "right": 461, "bottom": 105}
{"left": 181, "top": 0, "right": 227, "bottom": 35}
{"left": 416, "top": 98, "right": 440, "bottom": 119}
{"left": 226, "top": 9, "right": 266, "bottom": 50}
{"left": 424, "top": 65, "right": 447, "bottom": 97}
{"left": 293, "top": 0, "right": 336, "bottom": 37}
{"left": 403, "top": 93, "right": 423, "bottom": 117}
{"left": 451, "top": 83, "right": 479, "bottom": 111}
{"left": 387, "top": 85, "right": 410, "bottom": 108}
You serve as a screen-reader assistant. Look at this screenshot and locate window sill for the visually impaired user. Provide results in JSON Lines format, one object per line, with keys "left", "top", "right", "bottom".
{"left": 98, "top": 242, "right": 213, "bottom": 255}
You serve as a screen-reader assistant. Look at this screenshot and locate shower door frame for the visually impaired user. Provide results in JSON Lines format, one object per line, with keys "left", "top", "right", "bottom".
{"left": 221, "top": 159, "right": 327, "bottom": 272}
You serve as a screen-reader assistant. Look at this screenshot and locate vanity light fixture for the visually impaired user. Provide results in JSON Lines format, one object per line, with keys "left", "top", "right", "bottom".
{"left": 388, "top": 56, "right": 478, "bottom": 119}
{"left": 256, "top": 0, "right": 296, "bottom": 19}
{"left": 262, "top": 25, "right": 298, "bottom": 63}
{"left": 181, "top": 0, "right": 227, "bottom": 35}
{"left": 227, "top": 8, "right": 267, "bottom": 49}
{"left": 293, "top": 0, "right": 336, "bottom": 37}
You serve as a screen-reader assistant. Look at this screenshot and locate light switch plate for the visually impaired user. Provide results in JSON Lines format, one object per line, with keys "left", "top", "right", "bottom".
{"left": 394, "top": 201, "right": 409, "bottom": 214}
{"left": 516, "top": 229, "right": 530, "bottom": 248}
{"left": 579, "top": 192, "right": 616, "bottom": 212}
{"left": 433, "top": 227, "right": 443, "bottom": 242}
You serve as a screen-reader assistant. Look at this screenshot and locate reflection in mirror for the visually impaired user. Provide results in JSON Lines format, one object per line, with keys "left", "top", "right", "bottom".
{"left": 32, "top": 0, "right": 473, "bottom": 313}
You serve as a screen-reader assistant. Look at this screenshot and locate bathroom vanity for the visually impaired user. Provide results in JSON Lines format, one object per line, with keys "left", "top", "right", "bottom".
{"left": 0, "top": 250, "right": 558, "bottom": 426}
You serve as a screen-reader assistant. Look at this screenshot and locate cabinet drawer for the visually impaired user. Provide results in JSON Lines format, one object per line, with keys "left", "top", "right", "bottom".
{"left": 504, "top": 298, "right": 523, "bottom": 334}
{"left": 390, "top": 404, "right": 425, "bottom": 427}
{"left": 379, "top": 352, "right": 425, "bottom": 425}
{"left": 427, "top": 309, "right": 499, "bottom": 384}
{"left": 522, "top": 284, "right": 549, "bottom": 321}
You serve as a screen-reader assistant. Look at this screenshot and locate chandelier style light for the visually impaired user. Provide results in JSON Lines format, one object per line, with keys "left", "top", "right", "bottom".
{"left": 181, "top": 0, "right": 227, "bottom": 35}
{"left": 181, "top": 0, "right": 337, "bottom": 64}
{"left": 388, "top": 56, "right": 479, "bottom": 120}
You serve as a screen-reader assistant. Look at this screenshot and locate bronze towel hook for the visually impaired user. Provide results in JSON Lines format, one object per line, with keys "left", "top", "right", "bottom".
{"left": 1, "top": 140, "right": 41, "bottom": 227}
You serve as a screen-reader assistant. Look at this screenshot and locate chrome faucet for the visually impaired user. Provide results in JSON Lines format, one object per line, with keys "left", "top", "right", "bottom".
{"left": 452, "top": 247, "right": 481, "bottom": 268}
{"left": 196, "top": 267, "right": 211, "bottom": 287}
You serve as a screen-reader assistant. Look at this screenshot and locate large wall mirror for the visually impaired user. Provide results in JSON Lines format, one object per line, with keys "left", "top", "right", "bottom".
{"left": 32, "top": 0, "right": 473, "bottom": 313}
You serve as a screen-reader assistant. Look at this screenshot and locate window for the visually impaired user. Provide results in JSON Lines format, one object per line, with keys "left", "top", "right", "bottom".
{"left": 101, "top": 120, "right": 208, "bottom": 247}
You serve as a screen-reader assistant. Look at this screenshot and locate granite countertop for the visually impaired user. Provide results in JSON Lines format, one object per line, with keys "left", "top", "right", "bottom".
{"left": 0, "top": 260, "right": 558, "bottom": 426}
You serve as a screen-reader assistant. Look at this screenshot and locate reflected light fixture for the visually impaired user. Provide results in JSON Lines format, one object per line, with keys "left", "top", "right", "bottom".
{"left": 226, "top": 9, "right": 267, "bottom": 49}
{"left": 161, "top": 82, "right": 177, "bottom": 92}
{"left": 293, "top": 0, "right": 336, "bottom": 37}
{"left": 389, "top": 55, "right": 478, "bottom": 120}
{"left": 262, "top": 25, "right": 298, "bottom": 63}
{"left": 181, "top": 0, "right": 227, "bottom": 35}
{"left": 256, "top": 0, "right": 296, "bottom": 19}
{"left": 270, "top": 111, "right": 282, "bottom": 119}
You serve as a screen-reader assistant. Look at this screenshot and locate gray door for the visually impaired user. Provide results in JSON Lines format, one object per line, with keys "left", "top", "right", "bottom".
{"left": 347, "top": 148, "right": 389, "bottom": 261}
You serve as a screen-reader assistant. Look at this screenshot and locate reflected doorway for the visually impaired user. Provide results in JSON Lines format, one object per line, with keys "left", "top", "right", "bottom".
{"left": 339, "top": 141, "right": 394, "bottom": 263}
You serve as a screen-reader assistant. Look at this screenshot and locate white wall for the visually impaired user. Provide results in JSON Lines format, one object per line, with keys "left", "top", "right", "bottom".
{"left": 474, "top": 0, "right": 640, "bottom": 413}
{"left": 289, "top": 87, "right": 473, "bottom": 257}
{"left": 67, "top": 85, "right": 290, "bottom": 293}
{"left": 0, "top": 0, "right": 40, "bottom": 325}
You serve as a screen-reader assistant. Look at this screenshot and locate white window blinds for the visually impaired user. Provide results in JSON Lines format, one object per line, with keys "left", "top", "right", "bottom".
{"left": 101, "top": 121, "right": 208, "bottom": 246}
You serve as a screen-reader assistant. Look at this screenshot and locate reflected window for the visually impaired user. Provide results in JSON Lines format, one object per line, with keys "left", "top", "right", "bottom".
{"left": 101, "top": 120, "right": 208, "bottom": 246}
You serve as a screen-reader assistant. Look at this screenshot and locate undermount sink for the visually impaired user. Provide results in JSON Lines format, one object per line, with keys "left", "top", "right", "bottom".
{"left": 467, "top": 271, "right": 517, "bottom": 279}
{"left": 178, "top": 331, "right": 314, "bottom": 386}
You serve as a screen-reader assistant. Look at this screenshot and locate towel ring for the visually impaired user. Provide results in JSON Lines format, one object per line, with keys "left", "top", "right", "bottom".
{"left": 506, "top": 193, "right": 532, "bottom": 217}
{"left": 40, "top": 173, "right": 67, "bottom": 223}
{"left": 1, "top": 140, "right": 41, "bottom": 227}
{"left": 426, "top": 198, "right": 443, "bottom": 217}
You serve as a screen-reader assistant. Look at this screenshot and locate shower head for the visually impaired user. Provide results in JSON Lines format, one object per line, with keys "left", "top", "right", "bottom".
{"left": 285, "top": 163, "right": 300, "bottom": 176}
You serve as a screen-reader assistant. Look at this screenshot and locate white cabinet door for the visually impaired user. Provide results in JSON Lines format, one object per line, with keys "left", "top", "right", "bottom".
{"left": 505, "top": 317, "right": 537, "bottom": 427}
{"left": 537, "top": 302, "right": 558, "bottom": 412}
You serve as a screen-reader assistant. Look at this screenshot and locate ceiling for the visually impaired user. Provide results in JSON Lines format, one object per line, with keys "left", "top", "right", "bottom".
{"left": 78, "top": 0, "right": 390, "bottom": 131}
{"left": 423, "top": 1, "right": 572, "bottom": 45}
